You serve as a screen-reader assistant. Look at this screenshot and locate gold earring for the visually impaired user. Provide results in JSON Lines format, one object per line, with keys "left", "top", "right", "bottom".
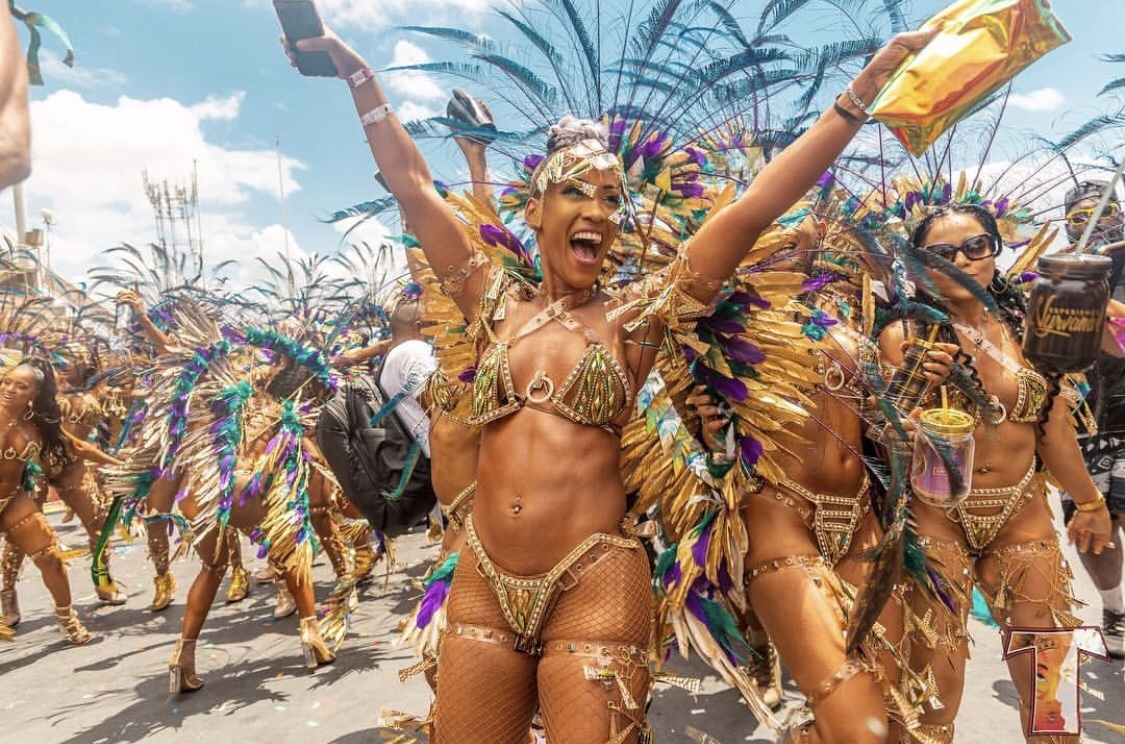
{"left": 22, "top": 403, "right": 34, "bottom": 421}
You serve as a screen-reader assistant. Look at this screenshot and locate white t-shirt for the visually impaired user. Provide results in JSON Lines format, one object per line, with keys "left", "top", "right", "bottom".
{"left": 378, "top": 339, "right": 437, "bottom": 458}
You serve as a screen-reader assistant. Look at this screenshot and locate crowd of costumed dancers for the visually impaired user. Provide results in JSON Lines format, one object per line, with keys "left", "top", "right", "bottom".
{"left": 3, "top": 1, "right": 1125, "bottom": 743}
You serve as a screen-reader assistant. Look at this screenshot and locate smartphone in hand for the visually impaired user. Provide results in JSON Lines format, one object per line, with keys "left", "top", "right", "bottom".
{"left": 273, "top": 0, "right": 337, "bottom": 77}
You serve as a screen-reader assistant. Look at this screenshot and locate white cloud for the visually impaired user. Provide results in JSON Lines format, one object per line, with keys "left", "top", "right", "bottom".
{"left": 385, "top": 41, "right": 447, "bottom": 102}
{"left": 0, "top": 90, "right": 305, "bottom": 286}
{"left": 397, "top": 99, "right": 440, "bottom": 122}
{"left": 244, "top": 0, "right": 499, "bottom": 32}
{"left": 1007, "top": 88, "right": 1066, "bottom": 113}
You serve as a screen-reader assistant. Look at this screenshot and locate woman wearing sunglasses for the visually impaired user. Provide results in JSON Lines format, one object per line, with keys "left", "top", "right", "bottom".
{"left": 862, "top": 202, "right": 1111, "bottom": 743}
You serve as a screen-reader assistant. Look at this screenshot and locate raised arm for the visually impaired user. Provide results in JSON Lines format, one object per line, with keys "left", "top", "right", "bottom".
{"left": 287, "top": 30, "right": 483, "bottom": 317}
{"left": 0, "top": 9, "right": 31, "bottom": 190}
{"left": 684, "top": 28, "right": 938, "bottom": 303}
{"left": 115, "top": 290, "right": 173, "bottom": 354}
{"left": 456, "top": 134, "right": 497, "bottom": 218}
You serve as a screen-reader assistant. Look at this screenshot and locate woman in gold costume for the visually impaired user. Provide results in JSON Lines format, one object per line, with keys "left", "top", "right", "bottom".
{"left": 707, "top": 216, "right": 954, "bottom": 744}
{"left": 0, "top": 344, "right": 128, "bottom": 624}
{"left": 285, "top": 18, "right": 935, "bottom": 743}
{"left": 852, "top": 203, "right": 1113, "bottom": 744}
{"left": 0, "top": 358, "right": 94, "bottom": 643}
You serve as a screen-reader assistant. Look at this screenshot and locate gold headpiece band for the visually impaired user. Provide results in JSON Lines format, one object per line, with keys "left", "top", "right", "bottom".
{"left": 532, "top": 139, "right": 630, "bottom": 224}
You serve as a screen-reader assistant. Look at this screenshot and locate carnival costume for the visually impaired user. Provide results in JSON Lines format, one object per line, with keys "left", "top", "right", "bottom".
{"left": 101, "top": 297, "right": 346, "bottom": 690}
{"left": 0, "top": 357, "right": 94, "bottom": 645}
{"left": 841, "top": 176, "right": 1097, "bottom": 744}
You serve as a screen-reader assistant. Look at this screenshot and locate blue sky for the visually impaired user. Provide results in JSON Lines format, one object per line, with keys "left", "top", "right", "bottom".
{"left": 1, "top": 0, "right": 1121, "bottom": 291}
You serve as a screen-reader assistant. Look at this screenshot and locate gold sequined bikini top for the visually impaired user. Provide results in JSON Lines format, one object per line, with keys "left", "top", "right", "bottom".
{"left": 954, "top": 323, "right": 1048, "bottom": 423}
{"left": 469, "top": 288, "right": 633, "bottom": 435}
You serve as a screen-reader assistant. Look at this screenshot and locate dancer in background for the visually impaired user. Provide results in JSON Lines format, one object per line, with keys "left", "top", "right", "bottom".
{"left": 858, "top": 202, "right": 1113, "bottom": 744}
{"left": 0, "top": 359, "right": 94, "bottom": 644}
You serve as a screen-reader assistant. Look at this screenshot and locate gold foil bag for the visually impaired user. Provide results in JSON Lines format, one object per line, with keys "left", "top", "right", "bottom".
{"left": 869, "top": 0, "right": 1071, "bottom": 156}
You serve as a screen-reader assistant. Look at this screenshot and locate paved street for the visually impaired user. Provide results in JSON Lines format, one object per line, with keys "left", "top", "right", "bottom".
{"left": 1, "top": 507, "right": 1122, "bottom": 744}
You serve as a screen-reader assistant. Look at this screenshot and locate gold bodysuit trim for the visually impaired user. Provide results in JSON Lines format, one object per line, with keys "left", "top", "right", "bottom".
{"left": 464, "top": 515, "right": 638, "bottom": 655}
{"left": 953, "top": 322, "right": 1048, "bottom": 423}
{"left": 949, "top": 462, "right": 1038, "bottom": 551}
{"left": 1, "top": 439, "right": 39, "bottom": 463}
{"left": 442, "top": 481, "right": 476, "bottom": 533}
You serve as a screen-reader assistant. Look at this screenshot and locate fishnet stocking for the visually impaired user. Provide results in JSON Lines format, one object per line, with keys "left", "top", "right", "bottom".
{"left": 1, "top": 539, "right": 23, "bottom": 591}
{"left": 227, "top": 530, "right": 243, "bottom": 570}
{"left": 978, "top": 539, "right": 1080, "bottom": 744}
{"left": 873, "top": 538, "right": 973, "bottom": 740}
{"left": 147, "top": 519, "right": 172, "bottom": 574}
{"left": 434, "top": 542, "right": 652, "bottom": 744}
{"left": 539, "top": 545, "right": 652, "bottom": 744}
{"left": 434, "top": 550, "right": 538, "bottom": 744}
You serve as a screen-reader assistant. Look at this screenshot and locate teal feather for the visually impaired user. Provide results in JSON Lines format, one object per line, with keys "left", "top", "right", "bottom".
{"left": 423, "top": 552, "right": 459, "bottom": 589}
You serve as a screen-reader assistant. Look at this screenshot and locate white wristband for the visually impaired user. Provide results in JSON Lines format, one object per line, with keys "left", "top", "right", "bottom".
{"left": 360, "top": 103, "right": 393, "bottom": 127}
{"left": 347, "top": 68, "right": 375, "bottom": 90}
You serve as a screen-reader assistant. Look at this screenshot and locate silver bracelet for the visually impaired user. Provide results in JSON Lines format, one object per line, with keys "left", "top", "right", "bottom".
{"left": 845, "top": 82, "right": 871, "bottom": 114}
{"left": 360, "top": 103, "right": 394, "bottom": 127}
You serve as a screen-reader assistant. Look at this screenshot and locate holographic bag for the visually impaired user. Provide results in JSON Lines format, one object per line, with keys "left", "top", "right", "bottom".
{"left": 869, "top": 0, "right": 1071, "bottom": 156}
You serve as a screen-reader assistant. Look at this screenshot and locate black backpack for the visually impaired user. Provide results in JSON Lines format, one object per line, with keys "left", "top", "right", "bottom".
{"left": 316, "top": 374, "right": 435, "bottom": 537}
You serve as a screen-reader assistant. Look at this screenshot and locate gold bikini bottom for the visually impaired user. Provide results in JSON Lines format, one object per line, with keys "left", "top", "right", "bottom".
{"left": 464, "top": 515, "right": 638, "bottom": 655}
{"left": 770, "top": 473, "right": 871, "bottom": 566}
{"left": 949, "top": 463, "right": 1038, "bottom": 552}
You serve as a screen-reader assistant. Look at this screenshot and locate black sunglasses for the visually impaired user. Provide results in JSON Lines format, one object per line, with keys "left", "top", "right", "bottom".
{"left": 921, "top": 233, "right": 999, "bottom": 262}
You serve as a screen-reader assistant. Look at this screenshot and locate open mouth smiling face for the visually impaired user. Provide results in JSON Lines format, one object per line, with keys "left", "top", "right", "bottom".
{"left": 529, "top": 166, "right": 626, "bottom": 289}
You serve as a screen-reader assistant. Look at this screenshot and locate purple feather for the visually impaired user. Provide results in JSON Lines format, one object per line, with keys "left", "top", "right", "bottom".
{"left": 663, "top": 561, "right": 682, "bottom": 589}
{"left": 702, "top": 317, "right": 744, "bottom": 334}
{"left": 696, "top": 366, "right": 748, "bottom": 401}
{"left": 523, "top": 153, "right": 544, "bottom": 172}
{"left": 718, "top": 562, "right": 733, "bottom": 593}
{"left": 740, "top": 437, "right": 763, "bottom": 466}
{"left": 802, "top": 272, "right": 847, "bottom": 292}
{"left": 724, "top": 336, "right": 766, "bottom": 365}
{"left": 673, "top": 181, "right": 704, "bottom": 199}
{"left": 690, "top": 523, "right": 712, "bottom": 568}
{"left": 416, "top": 578, "right": 452, "bottom": 629}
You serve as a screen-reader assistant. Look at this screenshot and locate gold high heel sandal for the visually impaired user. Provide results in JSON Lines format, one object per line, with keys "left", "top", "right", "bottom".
{"left": 53, "top": 605, "right": 94, "bottom": 645}
{"left": 96, "top": 580, "right": 128, "bottom": 606}
{"left": 168, "top": 637, "right": 204, "bottom": 693}
{"left": 299, "top": 617, "right": 335, "bottom": 669}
